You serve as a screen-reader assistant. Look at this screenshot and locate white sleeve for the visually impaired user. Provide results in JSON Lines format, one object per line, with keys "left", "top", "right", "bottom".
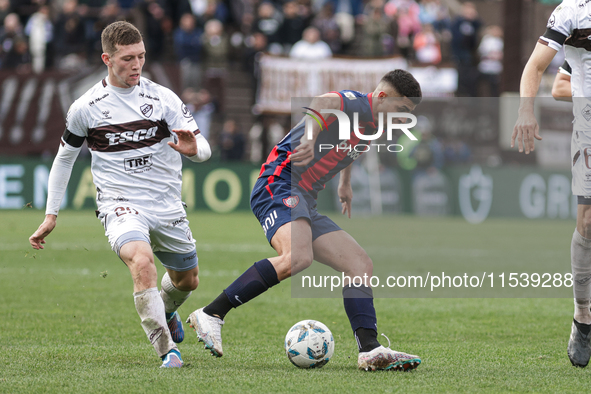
{"left": 187, "top": 133, "right": 211, "bottom": 162}
{"left": 539, "top": 1, "right": 575, "bottom": 51}
{"left": 45, "top": 142, "right": 81, "bottom": 215}
{"left": 162, "top": 87, "right": 199, "bottom": 133}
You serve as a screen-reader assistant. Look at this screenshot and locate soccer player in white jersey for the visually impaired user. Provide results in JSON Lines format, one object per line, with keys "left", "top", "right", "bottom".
{"left": 513, "top": 0, "right": 591, "bottom": 367}
{"left": 28, "top": 21, "right": 212, "bottom": 368}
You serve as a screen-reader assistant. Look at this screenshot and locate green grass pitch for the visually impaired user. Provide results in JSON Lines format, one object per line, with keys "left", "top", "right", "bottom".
{"left": 1, "top": 210, "right": 590, "bottom": 393}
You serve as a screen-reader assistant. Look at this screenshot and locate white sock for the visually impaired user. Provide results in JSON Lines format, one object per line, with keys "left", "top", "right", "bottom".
{"left": 572, "top": 229, "right": 591, "bottom": 324}
{"left": 134, "top": 287, "right": 176, "bottom": 358}
{"left": 160, "top": 272, "right": 192, "bottom": 315}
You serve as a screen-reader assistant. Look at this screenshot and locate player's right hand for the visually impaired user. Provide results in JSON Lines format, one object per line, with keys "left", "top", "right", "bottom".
{"left": 29, "top": 214, "right": 57, "bottom": 250}
{"left": 511, "top": 111, "right": 542, "bottom": 154}
{"left": 291, "top": 136, "right": 316, "bottom": 167}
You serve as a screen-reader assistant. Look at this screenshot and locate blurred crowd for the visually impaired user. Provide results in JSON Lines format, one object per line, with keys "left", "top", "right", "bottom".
{"left": 0, "top": 0, "right": 503, "bottom": 165}
{"left": 0, "top": 0, "right": 502, "bottom": 90}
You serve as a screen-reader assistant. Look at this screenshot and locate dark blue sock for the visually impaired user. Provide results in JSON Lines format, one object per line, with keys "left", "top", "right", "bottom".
{"left": 224, "top": 259, "right": 280, "bottom": 308}
{"left": 343, "top": 285, "right": 380, "bottom": 352}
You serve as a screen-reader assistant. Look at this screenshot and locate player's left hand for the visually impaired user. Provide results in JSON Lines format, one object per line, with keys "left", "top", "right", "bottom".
{"left": 338, "top": 183, "right": 353, "bottom": 218}
{"left": 169, "top": 129, "right": 197, "bottom": 157}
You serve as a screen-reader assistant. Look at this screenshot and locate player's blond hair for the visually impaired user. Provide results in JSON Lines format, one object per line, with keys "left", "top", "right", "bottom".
{"left": 101, "top": 21, "right": 143, "bottom": 55}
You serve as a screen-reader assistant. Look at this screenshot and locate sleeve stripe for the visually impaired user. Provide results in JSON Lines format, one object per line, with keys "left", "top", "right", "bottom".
{"left": 542, "top": 28, "right": 568, "bottom": 46}
{"left": 62, "top": 128, "right": 86, "bottom": 148}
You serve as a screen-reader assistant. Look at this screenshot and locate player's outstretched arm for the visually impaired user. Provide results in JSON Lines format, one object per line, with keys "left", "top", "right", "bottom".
{"left": 291, "top": 93, "right": 341, "bottom": 167}
{"left": 338, "top": 165, "right": 353, "bottom": 218}
{"left": 29, "top": 214, "right": 57, "bottom": 250}
{"left": 169, "top": 129, "right": 211, "bottom": 162}
{"left": 512, "top": 42, "right": 556, "bottom": 154}
{"left": 31, "top": 140, "right": 81, "bottom": 249}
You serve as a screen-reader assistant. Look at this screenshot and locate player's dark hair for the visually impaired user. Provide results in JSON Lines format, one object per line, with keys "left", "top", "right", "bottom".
{"left": 380, "top": 70, "right": 422, "bottom": 105}
{"left": 101, "top": 21, "right": 143, "bottom": 55}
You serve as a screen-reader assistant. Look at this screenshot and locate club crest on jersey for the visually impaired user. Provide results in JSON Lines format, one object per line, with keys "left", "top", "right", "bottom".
{"left": 140, "top": 103, "right": 153, "bottom": 118}
{"left": 283, "top": 196, "right": 299, "bottom": 208}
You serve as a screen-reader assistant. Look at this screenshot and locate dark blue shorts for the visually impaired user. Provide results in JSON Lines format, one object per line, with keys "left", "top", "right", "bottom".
{"left": 250, "top": 177, "right": 341, "bottom": 244}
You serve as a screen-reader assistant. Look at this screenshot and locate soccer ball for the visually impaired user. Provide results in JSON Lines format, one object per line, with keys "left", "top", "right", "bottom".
{"left": 284, "top": 320, "right": 335, "bottom": 368}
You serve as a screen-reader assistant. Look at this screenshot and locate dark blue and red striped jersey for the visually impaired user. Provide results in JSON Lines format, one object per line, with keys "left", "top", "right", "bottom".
{"left": 257, "top": 90, "right": 376, "bottom": 199}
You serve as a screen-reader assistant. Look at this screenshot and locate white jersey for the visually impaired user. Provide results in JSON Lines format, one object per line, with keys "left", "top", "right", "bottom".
{"left": 64, "top": 77, "right": 198, "bottom": 212}
{"left": 540, "top": 0, "right": 591, "bottom": 128}
{"left": 540, "top": 0, "right": 591, "bottom": 195}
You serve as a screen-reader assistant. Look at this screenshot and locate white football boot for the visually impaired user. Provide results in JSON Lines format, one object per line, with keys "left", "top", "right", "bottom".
{"left": 358, "top": 336, "right": 421, "bottom": 372}
{"left": 186, "top": 308, "right": 224, "bottom": 357}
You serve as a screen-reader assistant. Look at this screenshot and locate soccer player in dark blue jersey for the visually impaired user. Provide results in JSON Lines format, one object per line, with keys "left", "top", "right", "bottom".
{"left": 187, "top": 70, "right": 423, "bottom": 371}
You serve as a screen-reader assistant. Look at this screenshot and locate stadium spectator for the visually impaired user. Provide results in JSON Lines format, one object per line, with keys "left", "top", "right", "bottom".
{"left": 24, "top": 5, "right": 53, "bottom": 73}
{"left": 0, "top": 0, "right": 10, "bottom": 26}
{"left": 243, "top": 31, "right": 267, "bottom": 101}
{"left": 174, "top": 12, "right": 202, "bottom": 89}
{"left": 219, "top": 119, "right": 245, "bottom": 161}
{"left": 361, "top": 5, "right": 388, "bottom": 57}
{"left": 312, "top": 2, "right": 342, "bottom": 54}
{"left": 324, "top": 0, "right": 363, "bottom": 45}
{"left": 289, "top": 26, "right": 332, "bottom": 60}
{"left": 413, "top": 23, "right": 441, "bottom": 64}
{"left": 183, "top": 87, "right": 216, "bottom": 140}
{"left": 136, "top": 0, "right": 170, "bottom": 62}
{"left": 53, "top": 0, "right": 87, "bottom": 70}
{"left": 418, "top": 0, "right": 450, "bottom": 33}
{"left": 187, "top": 0, "right": 229, "bottom": 26}
{"left": 29, "top": 21, "right": 212, "bottom": 369}
{"left": 201, "top": 18, "right": 228, "bottom": 70}
{"left": 277, "top": 1, "right": 307, "bottom": 54}
{"left": 0, "top": 12, "right": 28, "bottom": 70}
{"left": 451, "top": 1, "right": 481, "bottom": 96}
{"left": 385, "top": 0, "right": 421, "bottom": 58}
{"left": 253, "top": 2, "right": 282, "bottom": 54}
{"left": 477, "top": 25, "right": 503, "bottom": 97}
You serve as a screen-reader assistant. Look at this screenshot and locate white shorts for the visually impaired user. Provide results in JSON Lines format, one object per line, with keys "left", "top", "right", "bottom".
{"left": 572, "top": 129, "right": 591, "bottom": 197}
{"left": 97, "top": 203, "right": 197, "bottom": 271}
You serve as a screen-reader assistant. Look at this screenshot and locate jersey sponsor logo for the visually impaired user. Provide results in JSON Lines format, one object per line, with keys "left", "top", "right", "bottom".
{"left": 139, "top": 92, "right": 160, "bottom": 101}
{"left": 262, "top": 210, "right": 278, "bottom": 236}
{"left": 88, "top": 119, "right": 168, "bottom": 152}
{"left": 182, "top": 103, "right": 192, "bottom": 118}
{"left": 124, "top": 153, "right": 153, "bottom": 173}
{"left": 89, "top": 93, "right": 109, "bottom": 106}
{"left": 106, "top": 126, "right": 158, "bottom": 146}
{"left": 102, "top": 110, "right": 112, "bottom": 119}
{"left": 283, "top": 196, "right": 299, "bottom": 208}
{"left": 140, "top": 103, "right": 153, "bottom": 118}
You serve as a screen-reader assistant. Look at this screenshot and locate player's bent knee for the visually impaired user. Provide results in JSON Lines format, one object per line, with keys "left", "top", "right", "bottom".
{"left": 175, "top": 275, "right": 199, "bottom": 291}
{"left": 272, "top": 252, "right": 313, "bottom": 280}
{"left": 289, "top": 253, "right": 313, "bottom": 276}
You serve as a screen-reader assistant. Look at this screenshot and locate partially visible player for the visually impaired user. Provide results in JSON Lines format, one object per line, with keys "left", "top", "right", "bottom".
{"left": 187, "top": 70, "right": 423, "bottom": 371}
{"left": 512, "top": 0, "right": 591, "bottom": 367}
{"left": 29, "top": 21, "right": 212, "bottom": 368}
{"left": 552, "top": 60, "right": 572, "bottom": 102}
